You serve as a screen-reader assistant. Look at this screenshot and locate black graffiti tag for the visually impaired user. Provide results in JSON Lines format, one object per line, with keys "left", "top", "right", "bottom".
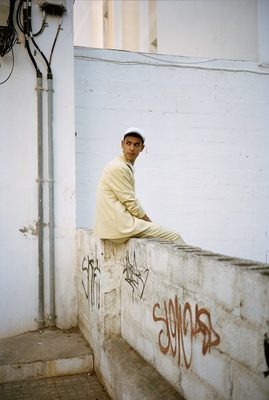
{"left": 123, "top": 250, "right": 149, "bottom": 299}
{"left": 81, "top": 256, "right": 101, "bottom": 309}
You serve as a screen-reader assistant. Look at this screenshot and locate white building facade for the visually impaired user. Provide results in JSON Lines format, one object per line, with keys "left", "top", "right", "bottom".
{"left": 74, "top": 0, "right": 269, "bottom": 263}
{"left": 1, "top": 0, "right": 269, "bottom": 341}
{"left": 0, "top": 0, "right": 77, "bottom": 338}
{"left": 74, "top": 47, "right": 269, "bottom": 264}
{"left": 74, "top": 0, "right": 269, "bottom": 65}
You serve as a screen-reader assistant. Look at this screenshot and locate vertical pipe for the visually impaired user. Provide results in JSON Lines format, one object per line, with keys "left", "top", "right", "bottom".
{"left": 23, "top": 0, "right": 45, "bottom": 330}
{"left": 48, "top": 72, "right": 56, "bottom": 326}
{"left": 37, "top": 72, "right": 45, "bottom": 328}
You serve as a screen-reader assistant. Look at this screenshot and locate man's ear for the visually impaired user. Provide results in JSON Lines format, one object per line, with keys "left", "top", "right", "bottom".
{"left": 140, "top": 144, "right": 145, "bottom": 152}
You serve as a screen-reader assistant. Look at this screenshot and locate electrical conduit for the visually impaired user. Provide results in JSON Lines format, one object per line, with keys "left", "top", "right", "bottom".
{"left": 22, "top": 0, "right": 45, "bottom": 328}
{"left": 48, "top": 72, "right": 56, "bottom": 327}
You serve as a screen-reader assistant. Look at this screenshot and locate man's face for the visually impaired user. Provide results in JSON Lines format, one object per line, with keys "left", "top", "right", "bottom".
{"left": 121, "top": 135, "right": 144, "bottom": 165}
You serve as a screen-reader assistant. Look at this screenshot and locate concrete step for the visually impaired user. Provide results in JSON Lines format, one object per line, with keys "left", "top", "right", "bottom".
{"left": 0, "top": 327, "right": 93, "bottom": 384}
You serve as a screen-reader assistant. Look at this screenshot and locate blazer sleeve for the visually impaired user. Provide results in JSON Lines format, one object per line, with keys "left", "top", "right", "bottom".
{"left": 108, "top": 163, "right": 145, "bottom": 219}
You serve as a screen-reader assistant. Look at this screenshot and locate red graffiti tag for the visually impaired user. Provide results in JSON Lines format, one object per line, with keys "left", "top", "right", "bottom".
{"left": 152, "top": 295, "right": 220, "bottom": 368}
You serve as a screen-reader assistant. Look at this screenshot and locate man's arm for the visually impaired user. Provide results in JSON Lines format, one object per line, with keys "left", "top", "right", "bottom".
{"left": 109, "top": 164, "right": 146, "bottom": 218}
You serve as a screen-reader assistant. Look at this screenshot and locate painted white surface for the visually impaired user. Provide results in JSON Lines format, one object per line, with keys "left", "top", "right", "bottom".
{"left": 76, "top": 230, "right": 269, "bottom": 400}
{"left": 157, "top": 0, "right": 258, "bottom": 61}
{"left": 258, "top": 0, "right": 269, "bottom": 66}
{"left": 74, "top": 0, "right": 261, "bottom": 62}
{"left": 73, "top": 0, "right": 104, "bottom": 48}
{"left": 74, "top": 47, "right": 269, "bottom": 263}
{"left": 0, "top": 1, "right": 77, "bottom": 338}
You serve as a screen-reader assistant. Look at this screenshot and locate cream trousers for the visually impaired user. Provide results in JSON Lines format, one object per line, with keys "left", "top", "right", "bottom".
{"left": 109, "top": 222, "right": 185, "bottom": 245}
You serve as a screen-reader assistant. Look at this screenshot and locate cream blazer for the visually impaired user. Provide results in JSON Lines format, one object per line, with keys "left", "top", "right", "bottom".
{"left": 94, "top": 153, "right": 149, "bottom": 240}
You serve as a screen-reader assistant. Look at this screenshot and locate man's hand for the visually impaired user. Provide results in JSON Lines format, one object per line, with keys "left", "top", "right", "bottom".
{"left": 141, "top": 214, "right": 152, "bottom": 222}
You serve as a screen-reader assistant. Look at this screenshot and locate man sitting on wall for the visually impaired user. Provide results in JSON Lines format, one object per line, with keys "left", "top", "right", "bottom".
{"left": 94, "top": 127, "right": 185, "bottom": 244}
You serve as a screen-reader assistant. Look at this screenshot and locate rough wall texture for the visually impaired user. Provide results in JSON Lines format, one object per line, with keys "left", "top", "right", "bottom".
{"left": 74, "top": 47, "right": 269, "bottom": 263}
{"left": 76, "top": 229, "right": 269, "bottom": 400}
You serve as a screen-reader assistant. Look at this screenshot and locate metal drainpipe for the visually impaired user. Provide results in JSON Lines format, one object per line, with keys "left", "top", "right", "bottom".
{"left": 24, "top": 0, "right": 54, "bottom": 327}
{"left": 47, "top": 72, "right": 56, "bottom": 326}
{"left": 37, "top": 71, "right": 45, "bottom": 328}
{"left": 46, "top": 12, "right": 65, "bottom": 330}
{"left": 26, "top": 1, "right": 65, "bottom": 329}
{"left": 23, "top": 0, "right": 45, "bottom": 329}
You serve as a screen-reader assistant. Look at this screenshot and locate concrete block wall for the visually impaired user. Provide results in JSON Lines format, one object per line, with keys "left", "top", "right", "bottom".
{"left": 76, "top": 229, "right": 269, "bottom": 400}
{"left": 76, "top": 230, "right": 123, "bottom": 373}
{"left": 74, "top": 47, "right": 269, "bottom": 264}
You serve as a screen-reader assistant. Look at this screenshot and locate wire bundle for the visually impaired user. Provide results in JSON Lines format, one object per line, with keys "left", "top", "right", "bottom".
{"left": 1, "top": 0, "right": 66, "bottom": 84}
{"left": 0, "top": 0, "right": 17, "bottom": 57}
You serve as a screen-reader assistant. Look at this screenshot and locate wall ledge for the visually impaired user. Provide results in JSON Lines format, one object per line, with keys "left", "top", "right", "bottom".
{"left": 76, "top": 229, "right": 269, "bottom": 400}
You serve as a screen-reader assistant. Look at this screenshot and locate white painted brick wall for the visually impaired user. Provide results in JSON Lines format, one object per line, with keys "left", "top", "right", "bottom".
{"left": 74, "top": 48, "right": 269, "bottom": 264}
{"left": 76, "top": 231, "right": 269, "bottom": 400}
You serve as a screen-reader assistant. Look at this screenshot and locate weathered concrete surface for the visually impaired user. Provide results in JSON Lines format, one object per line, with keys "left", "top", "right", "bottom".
{"left": 100, "top": 336, "right": 185, "bottom": 400}
{"left": 0, "top": 328, "right": 93, "bottom": 383}
{"left": 77, "top": 230, "right": 269, "bottom": 400}
{"left": 0, "top": 324, "right": 183, "bottom": 400}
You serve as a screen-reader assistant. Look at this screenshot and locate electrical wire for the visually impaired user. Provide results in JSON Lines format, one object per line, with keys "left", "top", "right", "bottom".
{"left": 27, "top": 0, "right": 51, "bottom": 73}
{"left": 33, "top": 10, "right": 48, "bottom": 37}
{"left": 16, "top": 0, "right": 47, "bottom": 37}
{"left": 16, "top": 0, "right": 24, "bottom": 32}
{"left": 17, "top": 0, "right": 65, "bottom": 74}
{"left": 22, "top": 0, "right": 41, "bottom": 75}
{"left": 142, "top": 53, "right": 217, "bottom": 65}
{"left": 0, "top": 0, "right": 18, "bottom": 57}
{"left": 74, "top": 54, "right": 269, "bottom": 76}
{"left": 0, "top": 48, "right": 15, "bottom": 84}
{"left": 49, "top": 16, "right": 64, "bottom": 65}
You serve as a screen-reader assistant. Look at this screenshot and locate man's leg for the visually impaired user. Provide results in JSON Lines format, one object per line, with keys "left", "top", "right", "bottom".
{"left": 134, "top": 222, "right": 185, "bottom": 244}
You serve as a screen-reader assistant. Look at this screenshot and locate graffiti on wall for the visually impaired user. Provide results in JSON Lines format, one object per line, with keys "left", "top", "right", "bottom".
{"left": 123, "top": 250, "right": 149, "bottom": 299}
{"left": 264, "top": 333, "right": 269, "bottom": 377}
{"left": 153, "top": 295, "right": 220, "bottom": 368}
{"left": 81, "top": 256, "right": 101, "bottom": 309}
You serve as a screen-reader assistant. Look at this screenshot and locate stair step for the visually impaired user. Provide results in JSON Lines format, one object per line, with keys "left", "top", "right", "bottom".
{"left": 0, "top": 328, "right": 93, "bottom": 383}
{"left": 102, "top": 337, "right": 185, "bottom": 400}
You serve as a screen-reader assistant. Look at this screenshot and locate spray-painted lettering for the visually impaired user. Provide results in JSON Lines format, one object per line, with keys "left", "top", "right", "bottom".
{"left": 81, "top": 256, "right": 101, "bottom": 309}
{"left": 153, "top": 295, "right": 220, "bottom": 368}
{"left": 123, "top": 250, "right": 149, "bottom": 299}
